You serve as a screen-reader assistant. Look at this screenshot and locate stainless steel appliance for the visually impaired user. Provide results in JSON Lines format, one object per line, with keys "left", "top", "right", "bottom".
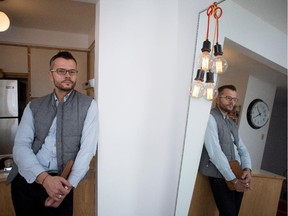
{"left": 0, "top": 79, "right": 18, "bottom": 155}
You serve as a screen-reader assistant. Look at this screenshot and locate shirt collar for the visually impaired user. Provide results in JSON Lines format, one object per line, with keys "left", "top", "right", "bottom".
{"left": 216, "top": 106, "right": 228, "bottom": 119}
{"left": 53, "top": 90, "right": 73, "bottom": 105}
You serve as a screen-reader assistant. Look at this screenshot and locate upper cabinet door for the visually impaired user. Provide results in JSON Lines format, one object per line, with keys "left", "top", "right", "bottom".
{"left": 30, "top": 48, "right": 57, "bottom": 98}
{"left": 69, "top": 51, "right": 88, "bottom": 95}
{"left": 0, "top": 45, "right": 28, "bottom": 73}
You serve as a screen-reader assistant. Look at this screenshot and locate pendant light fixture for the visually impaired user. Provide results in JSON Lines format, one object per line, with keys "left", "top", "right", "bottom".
{"left": 0, "top": 11, "right": 10, "bottom": 32}
{"left": 211, "top": 5, "right": 228, "bottom": 74}
{"left": 190, "top": 2, "right": 228, "bottom": 101}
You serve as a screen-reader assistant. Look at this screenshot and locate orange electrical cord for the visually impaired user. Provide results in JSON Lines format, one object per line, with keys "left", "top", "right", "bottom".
{"left": 213, "top": 5, "right": 223, "bottom": 43}
{"left": 205, "top": 2, "right": 223, "bottom": 42}
{"left": 205, "top": 3, "right": 214, "bottom": 40}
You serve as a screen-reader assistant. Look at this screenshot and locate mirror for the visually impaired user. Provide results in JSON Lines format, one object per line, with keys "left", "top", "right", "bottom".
{"left": 175, "top": 0, "right": 287, "bottom": 215}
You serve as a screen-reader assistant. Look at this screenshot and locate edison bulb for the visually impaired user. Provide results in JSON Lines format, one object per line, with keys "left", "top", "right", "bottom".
{"left": 212, "top": 56, "right": 228, "bottom": 74}
{"left": 190, "top": 80, "right": 204, "bottom": 99}
{"left": 196, "top": 51, "right": 212, "bottom": 71}
{"left": 203, "top": 83, "right": 216, "bottom": 101}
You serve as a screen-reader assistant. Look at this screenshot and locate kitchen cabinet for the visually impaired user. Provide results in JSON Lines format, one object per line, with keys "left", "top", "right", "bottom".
{"left": 0, "top": 44, "right": 89, "bottom": 99}
{"left": 0, "top": 157, "right": 96, "bottom": 216}
{"left": 73, "top": 157, "right": 96, "bottom": 216}
{"left": 189, "top": 171, "right": 285, "bottom": 216}
{"left": 0, "top": 173, "right": 15, "bottom": 216}
{"left": 30, "top": 48, "right": 57, "bottom": 97}
{"left": 0, "top": 44, "right": 28, "bottom": 73}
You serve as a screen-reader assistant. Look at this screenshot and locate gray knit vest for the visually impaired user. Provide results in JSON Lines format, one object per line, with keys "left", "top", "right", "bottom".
{"left": 198, "top": 107, "right": 239, "bottom": 178}
{"left": 7, "top": 90, "right": 92, "bottom": 184}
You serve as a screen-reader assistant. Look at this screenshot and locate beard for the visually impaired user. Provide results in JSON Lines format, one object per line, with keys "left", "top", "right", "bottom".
{"left": 218, "top": 103, "right": 234, "bottom": 113}
{"left": 54, "top": 79, "right": 76, "bottom": 92}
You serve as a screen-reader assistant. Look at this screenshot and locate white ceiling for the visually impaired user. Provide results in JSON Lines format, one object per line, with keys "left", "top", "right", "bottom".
{"left": 0, "top": 0, "right": 286, "bottom": 34}
{"left": 232, "top": 0, "right": 287, "bottom": 34}
{"left": 223, "top": 38, "right": 287, "bottom": 90}
{"left": 0, "top": 0, "right": 95, "bottom": 34}
{"left": 227, "top": 0, "right": 287, "bottom": 91}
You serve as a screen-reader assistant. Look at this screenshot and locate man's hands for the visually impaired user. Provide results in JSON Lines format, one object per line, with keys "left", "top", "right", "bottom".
{"left": 38, "top": 172, "right": 72, "bottom": 208}
{"left": 233, "top": 169, "right": 252, "bottom": 192}
{"left": 44, "top": 186, "right": 72, "bottom": 207}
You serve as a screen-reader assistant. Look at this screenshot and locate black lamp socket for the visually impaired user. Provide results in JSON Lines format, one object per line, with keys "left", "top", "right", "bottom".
{"left": 214, "top": 43, "right": 223, "bottom": 56}
{"left": 194, "top": 69, "right": 205, "bottom": 81}
{"left": 201, "top": 40, "right": 211, "bottom": 53}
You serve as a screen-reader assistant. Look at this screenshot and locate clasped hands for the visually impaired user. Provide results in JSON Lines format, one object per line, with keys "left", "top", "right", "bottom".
{"left": 42, "top": 175, "right": 72, "bottom": 208}
{"left": 234, "top": 169, "right": 252, "bottom": 192}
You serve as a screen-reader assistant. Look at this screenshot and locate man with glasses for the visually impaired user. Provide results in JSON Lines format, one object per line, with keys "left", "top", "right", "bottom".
{"left": 7, "top": 51, "right": 98, "bottom": 216}
{"left": 199, "top": 85, "right": 252, "bottom": 216}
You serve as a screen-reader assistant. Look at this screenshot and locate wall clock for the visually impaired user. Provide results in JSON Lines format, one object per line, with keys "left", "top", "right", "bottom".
{"left": 247, "top": 99, "right": 270, "bottom": 129}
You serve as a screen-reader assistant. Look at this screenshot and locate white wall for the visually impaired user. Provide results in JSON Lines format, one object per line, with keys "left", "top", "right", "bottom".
{"left": 96, "top": 0, "right": 214, "bottom": 215}
{"left": 239, "top": 76, "right": 276, "bottom": 170}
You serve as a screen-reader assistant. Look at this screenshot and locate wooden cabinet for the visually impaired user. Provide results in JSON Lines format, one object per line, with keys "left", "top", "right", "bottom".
{"left": 0, "top": 157, "right": 96, "bottom": 216}
{"left": 0, "top": 44, "right": 89, "bottom": 99}
{"left": 189, "top": 171, "right": 285, "bottom": 216}
{"left": 0, "top": 44, "right": 28, "bottom": 73}
{"left": 30, "top": 48, "right": 57, "bottom": 97}
{"left": 239, "top": 172, "right": 285, "bottom": 216}
{"left": 0, "top": 174, "right": 15, "bottom": 216}
{"left": 74, "top": 157, "right": 96, "bottom": 216}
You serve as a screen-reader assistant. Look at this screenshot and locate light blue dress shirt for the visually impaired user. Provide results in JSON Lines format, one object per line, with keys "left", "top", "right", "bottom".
{"left": 204, "top": 113, "right": 252, "bottom": 181}
{"left": 13, "top": 93, "right": 99, "bottom": 188}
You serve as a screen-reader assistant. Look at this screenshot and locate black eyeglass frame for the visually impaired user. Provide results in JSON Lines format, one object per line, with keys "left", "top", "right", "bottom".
{"left": 50, "top": 68, "right": 79, "bottom": 76}
{"left": 219, "top": 95, "right": 239, "bottom": 103}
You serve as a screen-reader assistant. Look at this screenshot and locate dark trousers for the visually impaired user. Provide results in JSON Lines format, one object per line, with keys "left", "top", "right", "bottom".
{"left": 209, "top": 177, "right": 244, "bottom": 216}
{"left": 11, "top": 174, "right": 73, "bottom": 216}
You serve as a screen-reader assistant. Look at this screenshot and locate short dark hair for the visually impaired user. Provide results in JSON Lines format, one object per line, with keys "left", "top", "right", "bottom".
{"left": 218, "top": 85, "right": 237, "bottom": 95}
{"left": 49, "top": 51, "right": 77, "bottom": 70}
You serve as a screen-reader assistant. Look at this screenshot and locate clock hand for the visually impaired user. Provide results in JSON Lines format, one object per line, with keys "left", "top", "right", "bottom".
{"left": 253, "top": 113, "right": 261, "bottom": 119}
{"left": 256, "top": 105, "right": 261, "bottom": 115}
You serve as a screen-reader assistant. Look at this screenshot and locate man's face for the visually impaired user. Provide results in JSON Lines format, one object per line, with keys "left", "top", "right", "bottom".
{"left": 49, "top": 57, "right": 77, "bottom": 92}
{"left": 216, "top": 88, "right": 238, "bottom": 113}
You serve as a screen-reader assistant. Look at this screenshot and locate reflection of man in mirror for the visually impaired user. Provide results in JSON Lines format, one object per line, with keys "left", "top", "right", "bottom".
{"left": 199, "top": 85, "right": 252, "bottom": 216}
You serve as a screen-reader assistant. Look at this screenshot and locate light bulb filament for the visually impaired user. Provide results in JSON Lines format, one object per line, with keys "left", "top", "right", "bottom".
{"left": 190, "top": 81, "right": 203, "bottom": 98}
{"left": 206, "top": 88, "right": 214, "bottom": 100}
{"left": 216, "top": 60, "right": 223, "bottom": 73}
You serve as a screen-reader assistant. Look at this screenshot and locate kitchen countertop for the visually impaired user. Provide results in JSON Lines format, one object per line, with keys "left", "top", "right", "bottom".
{"left": 0, "top": 170, "right": 9, "bottom": 182}
{"left": 251, "top": 169, "right": 286, "bottom": 180}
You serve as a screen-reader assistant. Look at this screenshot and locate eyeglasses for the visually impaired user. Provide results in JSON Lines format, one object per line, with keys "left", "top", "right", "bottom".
{"left": 220, "top": 95, "right": 239, "bottom": 103}
{"left": 51, "top": 68, "right": 78, "bottom": 76}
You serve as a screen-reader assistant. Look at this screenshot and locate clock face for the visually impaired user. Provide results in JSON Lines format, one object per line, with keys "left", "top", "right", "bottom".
{"left": 247, "top": 99, "right": 270, "bottom": 129}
